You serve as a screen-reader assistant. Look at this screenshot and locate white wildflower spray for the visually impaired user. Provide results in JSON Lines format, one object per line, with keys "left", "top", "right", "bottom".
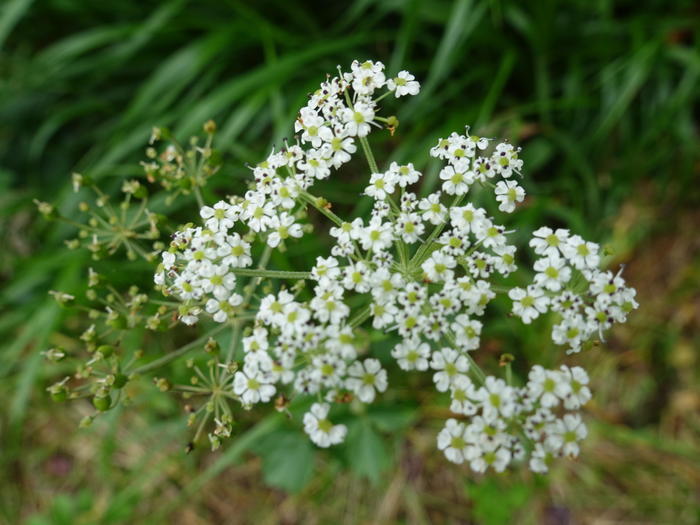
{"left": 42, "top": 60, "right": 637, "bottom": 477}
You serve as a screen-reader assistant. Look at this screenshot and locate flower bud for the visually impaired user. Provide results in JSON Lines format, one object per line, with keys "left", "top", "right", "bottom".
{"left": 34, "top": 199, "right": 57, "bottom": 219}
{"left": 96, "top": 345, "right": 115, "bottom": 358}
{"left": 204, "top": 337, "right": 220, "bottom": 354}
{"left": 43, "top": 348, "right": 66, "bottom": 362}
{"left": 93, "top": 392, "right": 111, "bottom": 412}
{"left": 154, "top": 377, "right": 171, "bottom": 391}
{"left": 203, "top": 120, "right": 217, "bottom": 134}
{"left": 112, "top": 374, "right": 129, "bottom": 389}
{"left": 48, "top": 383, "right": 68, "bottom": 402}
{"left": 48, "top": 290, "right": 75, "bottom": 305}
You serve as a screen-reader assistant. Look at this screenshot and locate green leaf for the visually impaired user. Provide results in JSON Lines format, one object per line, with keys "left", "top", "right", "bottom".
{"left": 0, "top": 0, "right": 33, "bottom": 49}
{"left": 345, "top": 418, "right": 389, "bottom": 484}
{"left": 253, "top": 429, "right": 315, "bottom": 493}
{"left": 468, "top": 477, "right": 535, "bottom": 525}
{"left": 366, "top": 404, "right": 418, "bottom": 433}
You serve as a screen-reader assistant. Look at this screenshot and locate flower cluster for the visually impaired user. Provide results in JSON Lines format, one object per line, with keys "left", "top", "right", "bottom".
{"left": 155, "top": 60, "right": 417, "bottom": 324}
{"left": 437, "top": 364, "right": 591, "bottom": 473}
{"left": 430, "top": 128, "right": 525, "bottom": 213}
{"left": 510, "top": 227, "right": 638, "bottom": 353}
{"left": 147, "top": 60, "right": 639, "bottom": 474}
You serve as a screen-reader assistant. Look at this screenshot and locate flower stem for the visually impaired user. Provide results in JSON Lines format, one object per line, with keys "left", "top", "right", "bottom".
{"left": 359, "top": 136, "right": 379, "bottom": 174}
{"left": 445, "top": 331, "right": 486, "bottom": 385}
{"left": 349, "top": 304, "right": 372, "bottom": 328}
{"left": 229, "top": 268, "right": 311, "bottom": 280}
{"left": 299, "top": 190, "right": 343, "bottom": 226}
{"left": 410, "top": 195, "right": 465, "bottom": 267}
{"left": 132, "top": 324, "right": 228, "bottom": 375}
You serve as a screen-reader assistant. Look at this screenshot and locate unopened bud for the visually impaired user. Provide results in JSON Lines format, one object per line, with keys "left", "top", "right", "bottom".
{"left": 34, "top": 199, "right": 56, "bottom": 219}
{"left": 204, "top": 337, "right": 220, "bottom": 354}
{"left": 203, "top": 120, "right": 217, "bottom": 134}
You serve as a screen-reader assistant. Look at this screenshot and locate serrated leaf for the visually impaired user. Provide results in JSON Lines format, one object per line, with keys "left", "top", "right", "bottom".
{"left": 253, "top": 430, "right": 315, "bottom": 493}
{"left": 345, "top": 418, "right": 388, "bottom": 484}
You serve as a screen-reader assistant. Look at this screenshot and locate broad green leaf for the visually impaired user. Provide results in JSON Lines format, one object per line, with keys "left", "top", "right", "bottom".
{"left": 345, "top": 417, "right": 389, "bottom": 483}
{"left": 253, "top": 429, "right": 315, "bottom": 493}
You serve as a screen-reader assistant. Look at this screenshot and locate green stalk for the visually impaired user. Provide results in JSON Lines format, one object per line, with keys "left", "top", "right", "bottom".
{"left": 299, "top": 190, "right": 344, "bottom": 226}
{"left": 131, "top": 324, "right": 228, "bottom": 375}
{"left": 445, "top": 331, "right": 486, "bottom": 385}
{"left": 229, "top": 268, "right": 311, "bottom": 280}
{"left": 359, "top": 135, "right": 379, "bottom": 174}
{"left": 349, "top": 304, "right": 372, "bottom": 328}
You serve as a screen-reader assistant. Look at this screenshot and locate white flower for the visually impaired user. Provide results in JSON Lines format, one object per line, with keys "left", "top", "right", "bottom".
{"left": 509, "top": 285, "right": 549, "bottom": 324}
{"left": 396, "top": 212, "right": 425, "bottom": 243}
{"left": 205, "top": 293, "right": 243, "bottom": 323}
{"left": 545, "top": 414, "right": 587, "bottom": 458}
{"left": 560, "top": 235, "right": 600, "bottom": 269}
{"left": 233, "top": 367, "right": 276, "bottom": 405}
{"left": 241, "top": 192, "right": 275, "bottom": 232}
{"left": 359, "top": 218, "right": 394, "bottom": 252}
{"left": 449, "top": 375, "right": 477, "bottom": 415}
{"left": 297, "top": 109, "right": 333, "bottom": 148}
{"left": 310, "top": 285, "right": 349, "bottom": 325}
{"left": 391, "top": 162, "right": 421, "bottom": 187}
{"left": 494, "top": 180, "right": 525, "bottom": 213}
{"left": 273, "top": 179, "right": 299, "bottom": 209}
{"left": 418, "top": 192, "right": 447, "bottom": 225}
{"left": 529, "top": 442, "right": 558, "bottom": 473}
{"left": 551, "top": 315, "right": 586, "bottom": 353}
{"left": 303, "top": 403, "right": 347, "bottom": 448}
{"left": 430, "top": 347, "right": 469, "bottom": 392}
{"left": 533, "top": 253, "right": 571, "bottom": 292}
{"left": 560, "top": 365, "right": 591, "bottom": 409}
{"left": 493, "top": 244, "right": 517, "bottom": 275}
{"left": 258, "top": 290, "right": 294, "bottom": 325}
{"left": 298, "top": 148, "right": 331, "bottom": 180}
{"left": 492, "top": 142, "right": 523, "bottom": 177}
{"left": 474, "top": 377, "right": 516, "bottom": 419}
{"left": 345, "top": 358, "right": 387, "bottom": 403}
{"left": 369, "top": 267, "right": 404, "bottom": 301}
{"left": 422, "top": 251, "right": 456, "bottom": 282}
{"left": 343, "top": 261, "right": 371, "bottom": 293}
{"left": 322, "top": 132, "right": 356, "bottom": 168}
{"left": 391, "top": 338, "right": 431, "bottom": 371}
{"left": 350, "top": 59, "right": 386, "bottom": 95}
{"left": 162, "top": 251, "right": 176, "bottom": 270}
{"left": 151, "top": 64, "right": 639, "bottom": 474}
{"left": 219, "top": 234, "right": 252, "bottom": 268}
{"left": 439, "top": 164, "right": 472, "bottom": 195}
{"left": 200, "top": 200, "right": 237, "bottom": 232}
{"left": 370, "top": 299, "right": 398, "bottom": 329}
{"left": 527, "top": 365, "right": 569, "bottom": 408}
{"left": 451, "top": 315, "right": 482, "bottom": 351}
{"left": 342, "top": 101, "right": 375, "bottom": 137}
{"left": 311, "top": 256, "right": 341, "bottom": 284}
{"left": 365, "top": 171, "right": 397, "bottom": 200}
{"left": 437, "top": 419, "right": 469, "bottom": 464}
{"left": 468, "top": 440, "right": 512, "bottom": 473}
{"left": 530, "top": 227, "right": 570, "bottom": 257}
{"left": 267, "top": 212, "right": 303, "bottom": 248}
{"left": 450, "top": 203, "right": 487, "bottom": 234}
{"left": 280, "top": 302, "right": 311, "bottom": 336}
{"left": 387, "top": 70, "right": 420, "bottom": 97}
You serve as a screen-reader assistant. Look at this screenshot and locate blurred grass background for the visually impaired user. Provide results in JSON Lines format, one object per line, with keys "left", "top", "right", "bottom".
{"left": 1, "top": 0, "right": 699, "bottom": 523}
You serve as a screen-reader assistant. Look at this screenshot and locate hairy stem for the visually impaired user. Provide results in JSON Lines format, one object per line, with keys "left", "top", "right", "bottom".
{"left": 229, "top": 268, "right": 311, "bottom": 279}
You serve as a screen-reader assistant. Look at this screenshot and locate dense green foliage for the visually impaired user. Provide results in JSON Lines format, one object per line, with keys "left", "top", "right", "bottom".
{"left": 1, "top": 0, "right": 698, "bottom": 523}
